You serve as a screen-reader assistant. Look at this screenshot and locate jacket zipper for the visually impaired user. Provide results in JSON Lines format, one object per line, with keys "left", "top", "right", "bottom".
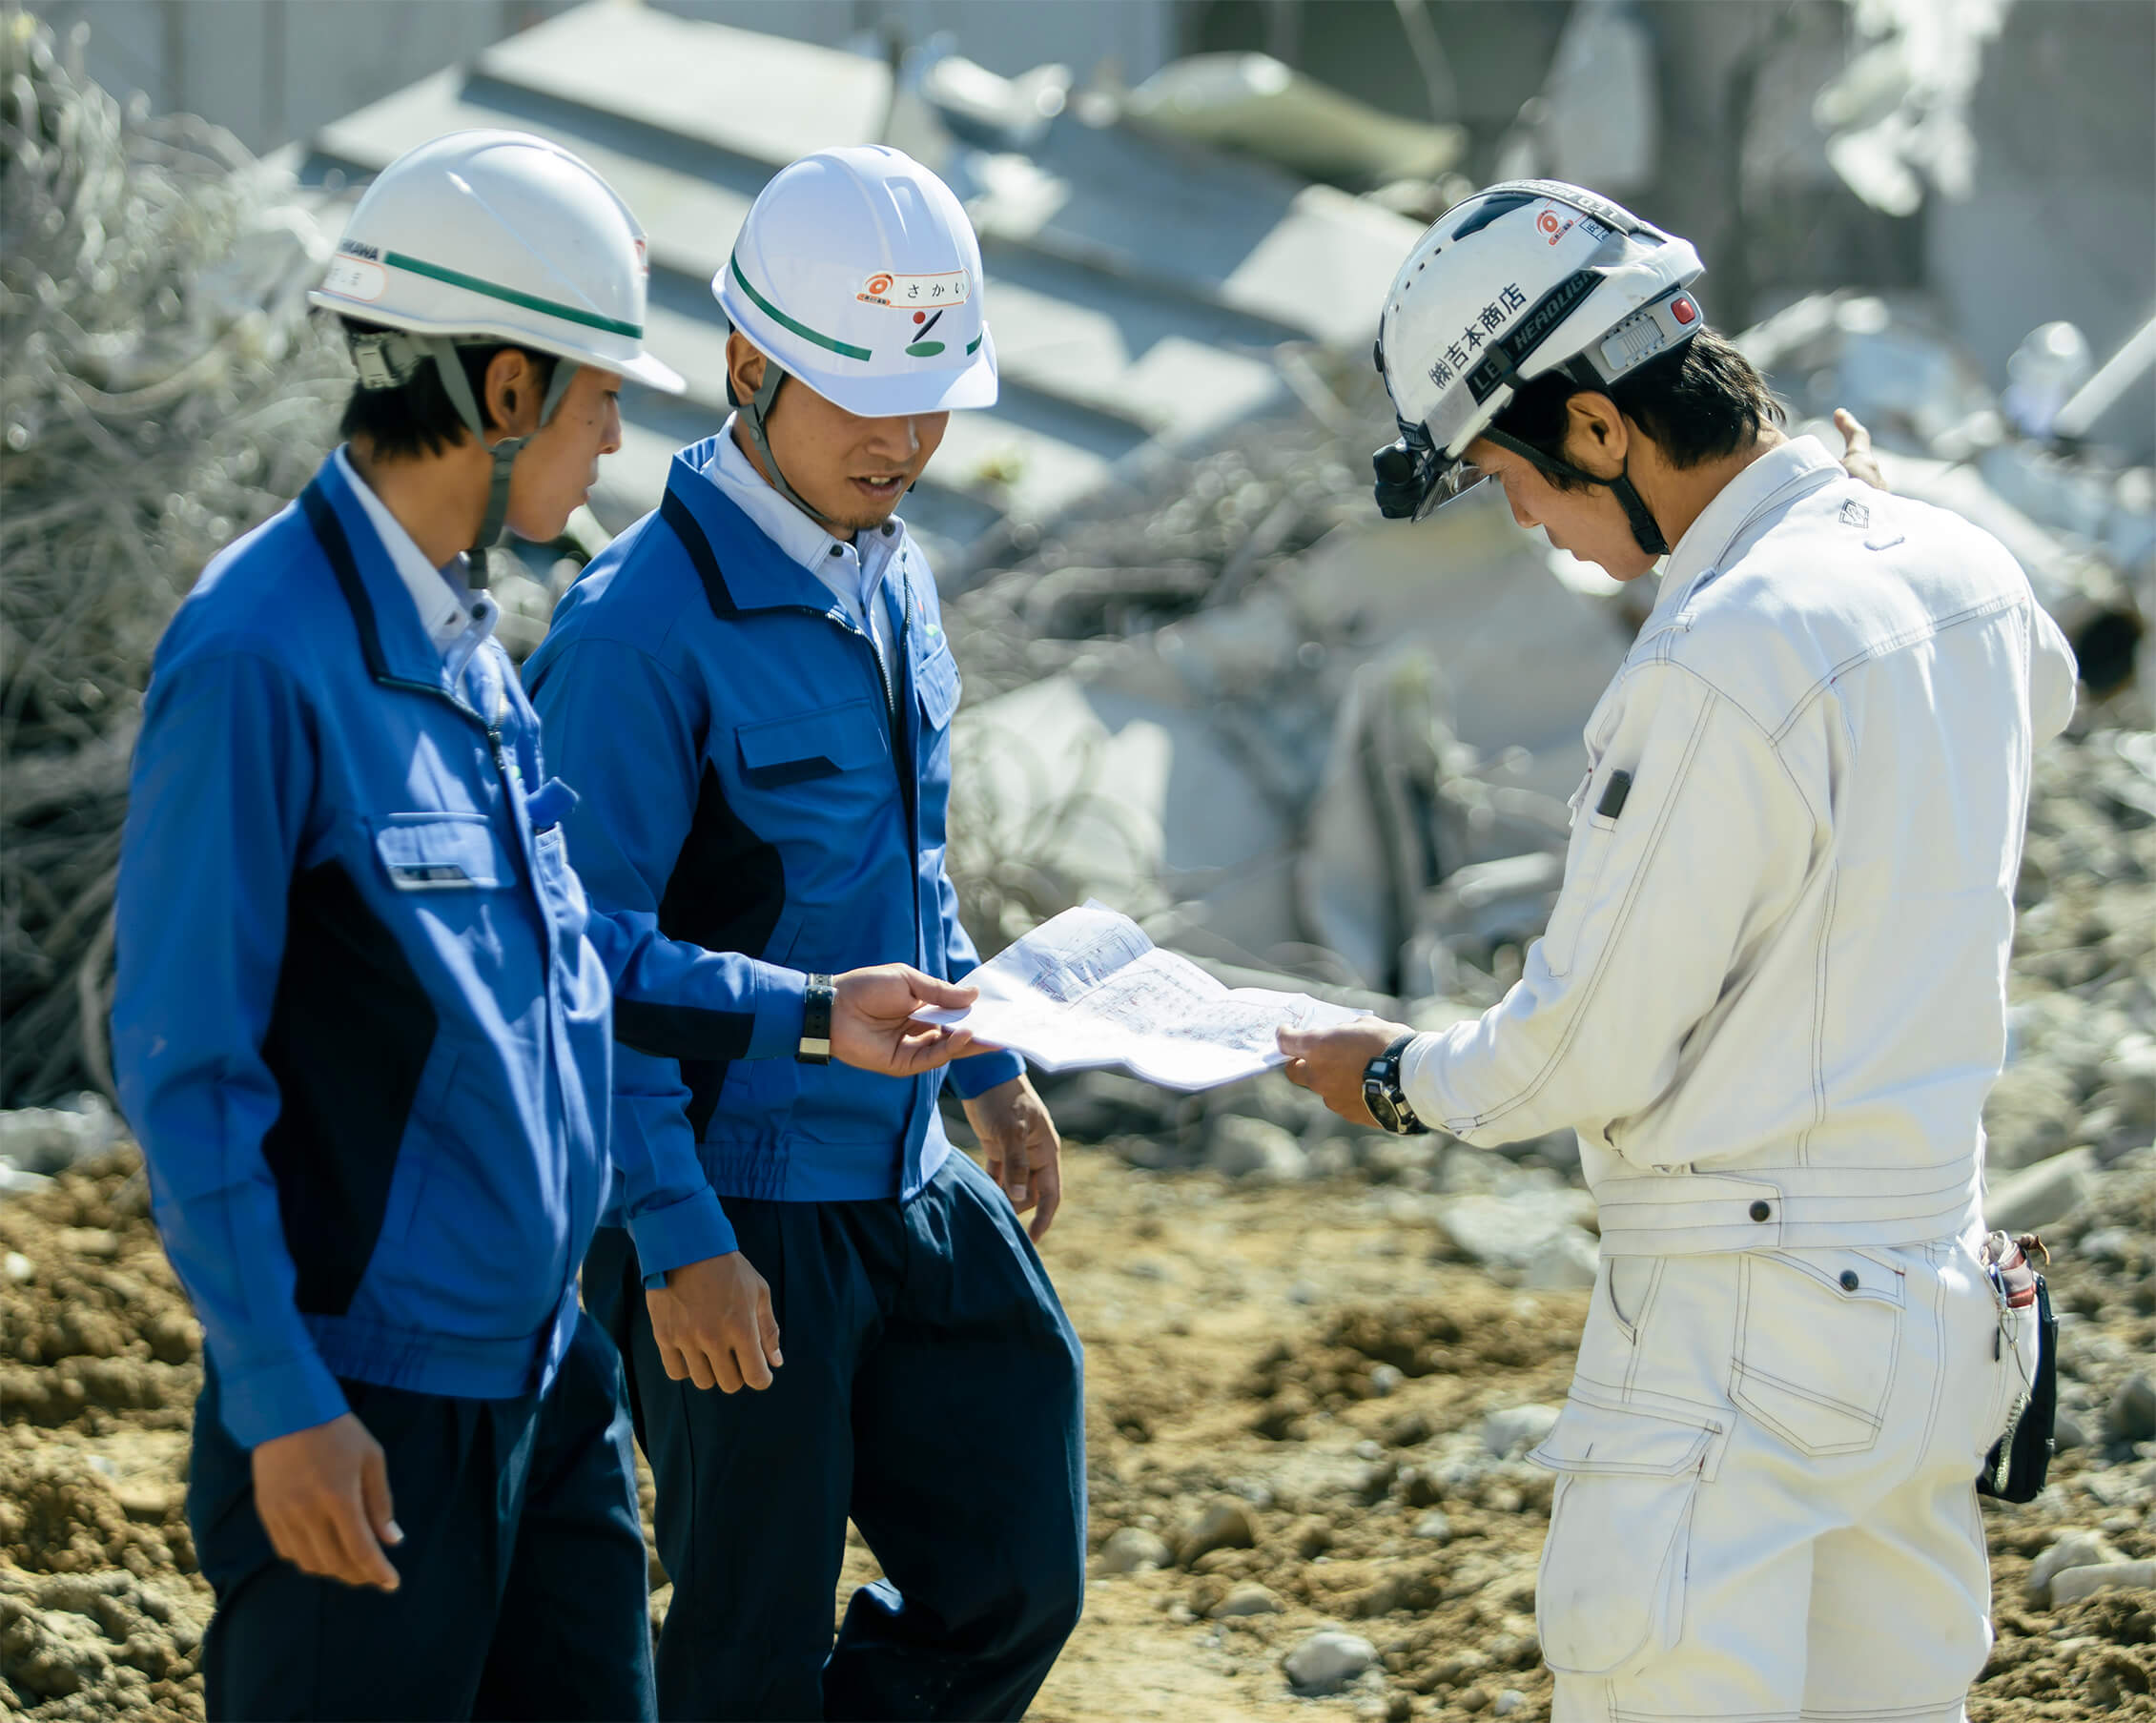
{"left": 382, "top": 668, "right": 584, "bottom": 1241}
{"left": 826, "top": 576, "right": 920, "bottom": 960}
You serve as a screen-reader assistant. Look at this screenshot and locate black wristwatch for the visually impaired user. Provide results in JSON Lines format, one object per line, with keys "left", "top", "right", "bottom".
{"left": 797, "top": 974, "right": 834, "bottom": 1065}
{"left": 1364, "top": 1034, "right": 1428, "bottom": 1136}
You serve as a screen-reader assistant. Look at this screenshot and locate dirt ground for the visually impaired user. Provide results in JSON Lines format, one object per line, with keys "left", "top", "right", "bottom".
{"left": 3, "top": 1141, "right": 2151, "bottom": 1720}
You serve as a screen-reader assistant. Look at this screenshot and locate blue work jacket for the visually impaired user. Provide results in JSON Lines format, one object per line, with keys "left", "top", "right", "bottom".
{"left": 524, "top": 436, "right": 1023, "bottom": 1277}
{"left": 113, "top": 452, "right": 781, "bottom": 1448}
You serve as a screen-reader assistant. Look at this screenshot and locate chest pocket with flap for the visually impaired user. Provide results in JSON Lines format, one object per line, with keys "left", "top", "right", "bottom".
{"left": 734, "top": 698, "right": 890, "bottom": 790}
{"left": 914, "top": 641, "right": 960, "bottom": 734}
{"left": 372, "top": 813, "right": 509, "bottom": 891}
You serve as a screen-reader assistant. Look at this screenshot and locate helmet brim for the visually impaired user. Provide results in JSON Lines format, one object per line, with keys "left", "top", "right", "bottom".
{"left": 780, "top": 323, "right": 999, "bottom": 419}
{"left": 309, "top": 288, "right": 688, "bottom": 397}
{"left": 618, "top": 350, "right": 688, "bottom": 396}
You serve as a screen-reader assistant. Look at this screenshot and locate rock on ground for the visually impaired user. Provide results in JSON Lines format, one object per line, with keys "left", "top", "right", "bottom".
{"left": 1283, "top": 1629, "right": 1377, "bottom": 1693}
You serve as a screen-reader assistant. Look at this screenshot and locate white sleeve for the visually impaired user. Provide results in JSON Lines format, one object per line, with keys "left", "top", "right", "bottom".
{"left": 2027, "top": 598, "right": 2079, "bottom": 746}
{"left": 1401, "top": 660, "right": 1816, "bottom": 1148}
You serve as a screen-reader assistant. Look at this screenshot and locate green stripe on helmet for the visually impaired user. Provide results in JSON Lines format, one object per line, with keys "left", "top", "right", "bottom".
{"left": 966, "top": 333, "right": 982, "bottom": 355}
{"left": 729, "top": 256, "right": 873, "bottom": 362}
{"left": 383, "top": 252, "right": 643, "bottom": 339}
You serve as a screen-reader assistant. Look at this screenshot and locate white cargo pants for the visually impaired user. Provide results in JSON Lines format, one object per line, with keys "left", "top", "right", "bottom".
{"left": 1532, "top": 1234, "right": 2024, "bottom": 1721}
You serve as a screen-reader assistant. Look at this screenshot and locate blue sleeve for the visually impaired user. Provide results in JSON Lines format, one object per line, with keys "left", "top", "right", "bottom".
{"left": 527, "top": 635, "right": 804, "bottom": 1276}
{"left": 112, "top": 649, "right": 351, "bottom": 1449}
{"left": 933, "top": 855, "right": 1025, "bottom": 1102}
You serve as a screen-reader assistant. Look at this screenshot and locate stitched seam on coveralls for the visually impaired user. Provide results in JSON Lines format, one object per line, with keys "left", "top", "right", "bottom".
{"left": 1462, "top": 684, "right": 1717, "bottom": 1132}
{"left": 1768, "top": 592, "right": 2023, "bottom": 746}
{"left": 1796, "top": 868, "right": 1838, "bottom": 1167}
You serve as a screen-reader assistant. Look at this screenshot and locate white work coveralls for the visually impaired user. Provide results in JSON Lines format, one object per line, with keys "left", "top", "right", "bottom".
{"left": 1401, "top": 436, "right": 2078, "bottom": 1719}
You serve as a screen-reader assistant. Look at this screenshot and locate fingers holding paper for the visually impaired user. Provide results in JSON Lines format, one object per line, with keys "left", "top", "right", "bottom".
{"left": 832, "top": 963, "right": 997, "bottom": 1077}
{"left": 1278, "top": 1017, "right": 1416, "bottom": 1130}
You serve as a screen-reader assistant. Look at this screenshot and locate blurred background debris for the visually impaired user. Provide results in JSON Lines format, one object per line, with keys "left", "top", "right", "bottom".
{"left": 2, "top": 0, "right": 2150, "bottom": 1128}
{"left": 3, "top": 4, "right": 2152, "bottom": 1716}
{"left": 0, "top": 10, "right": 346, "bottom": 1108}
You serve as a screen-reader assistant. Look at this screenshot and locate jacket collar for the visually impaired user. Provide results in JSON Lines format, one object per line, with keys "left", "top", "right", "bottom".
{"left": 1647, "top": 435, "right": 1846, "bottom": 631}
{"left": 661, "top": 436, "right": 854, "bottom": 618}
{"left": 300, "top": 453, "right": 459, "bottom": 693}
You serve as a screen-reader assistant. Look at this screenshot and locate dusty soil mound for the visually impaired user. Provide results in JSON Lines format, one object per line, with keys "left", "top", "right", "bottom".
{"left": 0, "top": 1155, "right": 209, "bottom": 1718}
{"left": 2, "top": 1149, "right": 2153, "bottom": 1719}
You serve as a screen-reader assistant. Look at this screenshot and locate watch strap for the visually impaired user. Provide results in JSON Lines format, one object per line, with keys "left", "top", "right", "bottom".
{"left": 1364, "top": 1033, "right": 1428, "bottom": 1135}
{"left": 798, "top": 974, "right": 834, "bottom": 1064}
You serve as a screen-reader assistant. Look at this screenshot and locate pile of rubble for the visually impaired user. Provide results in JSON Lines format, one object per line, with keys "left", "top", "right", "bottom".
{"left": 0, "top": 12, "right": 345, "bottom": 1109}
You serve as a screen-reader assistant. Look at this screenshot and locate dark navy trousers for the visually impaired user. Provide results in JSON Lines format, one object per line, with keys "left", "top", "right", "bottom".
{"left": 189, "top": 1310, "right": 656, "bottom": 1721}
{"left": 585, "top": 1149, "right": 1086, "bottom": 1722}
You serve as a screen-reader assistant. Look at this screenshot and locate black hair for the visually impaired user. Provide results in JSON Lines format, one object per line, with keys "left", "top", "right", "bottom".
{"left": 1490, "top": 327, "right": 1786, "bottom": 489}
{"left": 336, "top": 317, "right": 558, "bottom": 461}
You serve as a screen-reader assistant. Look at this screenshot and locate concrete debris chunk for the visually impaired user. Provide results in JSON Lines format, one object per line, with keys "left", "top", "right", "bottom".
{"left": 1209, "top": 1581, "right": 1283, "bottom": 1618}
{"left": 2048, "top": 1559, "right": 2156, "bottom": 1607}
{"left": 2025, "top": 1529, "right": 2125, "bottom": 1602}
{"left": 1521, "top": 1226, "right": 1601, "bottom": 1291}
{"left": 1178, "top": 1499, "right": 1259, "bottom": 1568}
{"left": 2107, "top": 1373, "right": 2156, "bottom": 1444}
{"left": 1433, "top": 1190, "right": 1599, "bottom": 1274}
{"left": 1205, "top": 1115, "right": 1309, "bottom": 1182}
{"left": 1283, "top": 1629, "right": 1378, "bottom": 1694}
{"left": 1984, "top": 1147, "right": 2097, "bottom": 1236}
{"left": 1482, "top": 1404, "right": 1563, "bottom": 1460}
{"left": 1097, "top": 1527, "right": 1173, "bottom": 1575}
{"left": 0, "top": 1096, "right": 120, "bottom": 1177}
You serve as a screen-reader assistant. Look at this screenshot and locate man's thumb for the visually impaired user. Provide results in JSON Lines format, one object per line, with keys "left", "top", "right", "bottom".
{"left": 904, "top": 968, "right": 978, "bottom": 1011}
{"left": 1276, "top": 1027, "right": 1308, "bottom": 1056}
{"left": 359, "top": 1443, "right": 402, "bottom": 1547}
{"left": 758, "top": 1294, "right": 784, "bottom": 1369}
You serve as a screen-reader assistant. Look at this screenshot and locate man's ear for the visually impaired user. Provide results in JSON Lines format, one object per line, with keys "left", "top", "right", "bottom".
{"left": 725, "top": 332, "right": 765, "bottom": 408}
{"left": 483, "top": 348, "right": 539, "bottom": 440}
{"left": 1563, "top": 390, "right": 1630, "bottom": 478}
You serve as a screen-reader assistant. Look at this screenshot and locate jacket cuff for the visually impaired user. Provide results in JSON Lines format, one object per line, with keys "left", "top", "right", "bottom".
{"left": 1400, "top": 1029, "right": 1469, "bottom": 1136}
{"left": 212, "top": 1346, "right": 351, "bottom": 1450}
{"left": 627, "top": 1184, "right": 738, "bottom": 1282}
{"left": 945, "top": 1047, "right": 1026, "bottom": 1100}
{"left": 746, "top": 963, "right": 808, "bottom": 1060}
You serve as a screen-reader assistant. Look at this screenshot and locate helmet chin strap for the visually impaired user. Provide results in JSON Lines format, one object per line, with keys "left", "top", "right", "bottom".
{"left": 734, "top": 364, "right": 851, "bottom": 534}
{"left": 1481, "top": 425, "right": 1670, "bottom": 558}
{"left": 419, "top": 336, "right": 580, "bottom": 585}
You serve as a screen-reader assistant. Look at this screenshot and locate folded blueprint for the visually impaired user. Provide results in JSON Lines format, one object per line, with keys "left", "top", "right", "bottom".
{"left": 920, "top": 904, "right": 1365, "bottom": 1091}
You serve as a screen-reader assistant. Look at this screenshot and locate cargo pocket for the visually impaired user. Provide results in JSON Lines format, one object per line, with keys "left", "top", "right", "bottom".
{"left": 1530, "top": 1398, "right": 1719, "bottom": 1675}
{"left": 1733, "top": 1249, "right": 1904, "bottom": 1458}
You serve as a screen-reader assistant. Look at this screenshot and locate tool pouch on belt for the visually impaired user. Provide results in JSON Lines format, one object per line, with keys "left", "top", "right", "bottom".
{"left": 1976, "top": 1232, "right": 2058, "bottom": 1505}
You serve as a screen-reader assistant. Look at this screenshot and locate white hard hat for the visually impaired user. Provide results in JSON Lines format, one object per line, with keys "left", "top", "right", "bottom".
{"left": 311, "top": 129, "right": 685, "bottom": 395}
{"left": 715, "top": 146, "right": 997, "bottom": 420}
{"left": 1371, "top": 179, "right": 1703, "bottom": 527}
{"left": 310, "top": 130, "right": 684, "bottom": 573}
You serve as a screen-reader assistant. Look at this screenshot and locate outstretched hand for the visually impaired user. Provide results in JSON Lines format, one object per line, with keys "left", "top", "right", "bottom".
{"left": 832, "top": 963, "right": 992, "bottom": 1077}
{"left": 1277, "top": 1016, "right": 1416, "bottom": 1129}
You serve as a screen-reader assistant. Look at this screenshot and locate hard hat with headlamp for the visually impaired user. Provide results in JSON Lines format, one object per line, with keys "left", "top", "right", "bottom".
{"left": 1371, "top": 179, "right": 1705, "bottom": 556}
{"left": 309, "top": 129, "right": 686, "bottom": 578}
{"left": 713, "top": 145, "right": 996, "bottom": 523}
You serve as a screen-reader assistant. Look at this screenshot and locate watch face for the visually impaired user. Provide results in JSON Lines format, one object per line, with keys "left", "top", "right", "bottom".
{"left": 1365, "top": 1080, "right": 1403, "bottom": 1135}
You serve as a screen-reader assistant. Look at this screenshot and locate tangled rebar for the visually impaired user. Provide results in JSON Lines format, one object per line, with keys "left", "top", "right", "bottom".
{"left": 0, "top": 10, "right": 346, "bottom": 1105}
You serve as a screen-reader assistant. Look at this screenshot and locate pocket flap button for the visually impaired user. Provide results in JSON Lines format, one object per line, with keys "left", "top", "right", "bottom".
{"left": 1749, "top": 1200, "right": 1772, "bottom": 1222}
{"left": 1839, "top": 1270, "right": 1859, "bottom": 1292}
